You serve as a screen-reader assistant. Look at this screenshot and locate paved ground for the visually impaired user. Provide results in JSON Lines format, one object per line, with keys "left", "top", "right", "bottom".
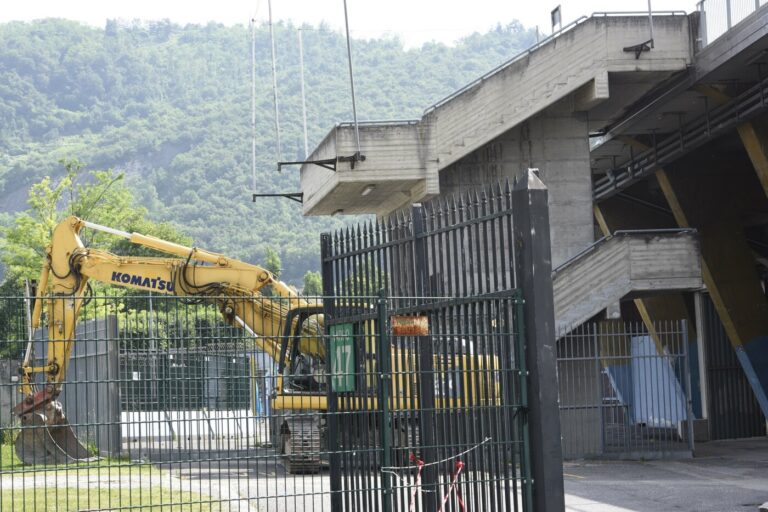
{"left": 564, "top": 437, "right": 768, "bottom": 512}
{"left": 3, "top": 437, "right": 765, "bottom": 511}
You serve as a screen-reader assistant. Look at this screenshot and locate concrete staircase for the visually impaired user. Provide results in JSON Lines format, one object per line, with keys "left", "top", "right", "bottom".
{"left": 428, "top": 15, "right": 691, "bottom": 169}
{"left": 552, "top": 230, "right": 702, "bottom": 333}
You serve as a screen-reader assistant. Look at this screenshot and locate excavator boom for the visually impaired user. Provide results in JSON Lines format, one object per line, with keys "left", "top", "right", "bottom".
{"left": 14, "top": 216, "right": 324, "bottom": 467}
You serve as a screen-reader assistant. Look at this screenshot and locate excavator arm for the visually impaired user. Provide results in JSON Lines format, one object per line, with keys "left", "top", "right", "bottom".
{"left": 14, "top": 216, "right": 324, "bottom": 465}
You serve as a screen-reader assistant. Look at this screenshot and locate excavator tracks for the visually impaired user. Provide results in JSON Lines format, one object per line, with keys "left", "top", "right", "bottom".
{"left": 281, "top": 414, "right": 322, "bottom": 474}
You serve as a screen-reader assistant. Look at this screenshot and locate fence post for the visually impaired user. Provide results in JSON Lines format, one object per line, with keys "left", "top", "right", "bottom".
{"left": 512, "top": 170, "right": 565, "bottom": 512}
{"left": 376, "top": 289, "right": 393, "bottom": 511}
{"left": 681, "top": 319, "right": 696, "bottom": 454}
{"left": 515, "top": 295, "right": 534, "bottom": 512}
{"left": 411, "top": 203, "right": 438, "bottom": 509}
{"left": 321, "top": 233, "right": 343, "bottom": 511}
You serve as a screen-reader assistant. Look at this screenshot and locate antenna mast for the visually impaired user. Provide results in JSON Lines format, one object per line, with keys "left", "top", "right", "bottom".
{"left": 343, "top": 0, "right": 361, "bottom": 157}
{"left": 268, "top": 0, "right": 282, "bottom": 162}
{"left": 251, "top": 17, "right": 257, "bottom": 190}
{"left": 299, "top": 28, "right": 309, "bottom": 159}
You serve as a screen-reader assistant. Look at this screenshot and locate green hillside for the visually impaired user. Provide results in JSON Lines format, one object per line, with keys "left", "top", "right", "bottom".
{"left": 0, "top": 18, "right": 535, "bottom": 283}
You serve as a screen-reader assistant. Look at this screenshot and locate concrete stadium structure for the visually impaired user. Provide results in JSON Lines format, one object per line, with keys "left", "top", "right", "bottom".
{"left": 298, "top": 3, "right": 768, "bottom": 488}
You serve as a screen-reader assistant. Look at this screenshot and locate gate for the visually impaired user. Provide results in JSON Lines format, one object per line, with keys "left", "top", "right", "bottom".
{"left": 321, "top": 180, "right": 539, "bottom": 511}
{"left": 557, "top": 321, "right": 695, "bottom": 459}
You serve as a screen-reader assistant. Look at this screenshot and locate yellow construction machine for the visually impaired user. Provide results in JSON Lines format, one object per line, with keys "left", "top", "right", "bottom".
{"left": 13, "top": 215, "right": 326, "bottom": 472}
{"left": 13, "top": 216, "right": 501, "bottom": 472}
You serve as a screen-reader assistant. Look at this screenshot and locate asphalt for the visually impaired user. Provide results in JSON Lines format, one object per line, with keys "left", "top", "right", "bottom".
{"left": 564, "top": 437, "right": 768, "bottom": 512}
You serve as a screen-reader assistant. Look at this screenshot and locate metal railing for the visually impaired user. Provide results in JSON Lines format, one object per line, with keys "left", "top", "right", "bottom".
{"left": 557, "top": 320, "right": 695, "bottom": 459}
{"left": 552, "top": 229, "right": 697, "bottom": 276}
{"left": 697, "top": 0, "right": 768, "bottom": 47}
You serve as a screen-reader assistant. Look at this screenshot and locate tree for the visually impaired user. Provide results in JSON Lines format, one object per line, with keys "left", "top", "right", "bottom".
{"left": 302, "top": 270, "right": 322, "bottom": 296}
{"left": 0, "top": 159, "right": 191, "bottom": 291}
{"left": 264, "top": 246, "right": 282, "bottom": 277}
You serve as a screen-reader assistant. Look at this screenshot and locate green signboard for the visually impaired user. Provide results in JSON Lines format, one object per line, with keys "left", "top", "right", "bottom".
{"left": 330, "top": 323, "right": 355, "bottom": 392}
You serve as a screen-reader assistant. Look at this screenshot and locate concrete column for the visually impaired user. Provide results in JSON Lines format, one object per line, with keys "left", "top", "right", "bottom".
{"left": 440, "top": 99, "right": 594, "bottom": 267}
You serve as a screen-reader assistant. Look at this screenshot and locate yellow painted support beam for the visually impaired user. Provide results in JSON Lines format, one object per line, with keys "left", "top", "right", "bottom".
{"left": 696, "top": 85, "right": 768, "bottom": 197}
{"left": 648, "top": 148, "right": 768, "bottom": 414}
{"left": 618, "top": 136, "right": 768, "bottom": 348}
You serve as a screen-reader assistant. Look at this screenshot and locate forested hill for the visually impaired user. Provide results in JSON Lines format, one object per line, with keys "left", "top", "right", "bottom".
{"left": 0, "top": 18, "right": 535, "bottom": 283}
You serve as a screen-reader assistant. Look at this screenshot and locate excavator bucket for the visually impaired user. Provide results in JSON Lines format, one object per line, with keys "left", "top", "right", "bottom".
{"left": 15, "top": 402, "right": 98, "bottom": 465}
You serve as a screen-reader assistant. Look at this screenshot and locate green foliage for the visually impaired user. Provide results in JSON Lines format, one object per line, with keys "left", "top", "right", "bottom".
{"left": 302, "top": 270, "right": 322, "bottom": 296}
{"left": 263, "top": 246, "right": 282, "bottom": 277}
{"left": 0, "top": 159, "right": 190, "bottom": 289}
{"left": 0, "top": 19, "right": 536, "bottom": 284}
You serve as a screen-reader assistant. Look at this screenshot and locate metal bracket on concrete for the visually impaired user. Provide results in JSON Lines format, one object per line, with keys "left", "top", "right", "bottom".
{"left": 252, "top": 193, "right": 304, "bottom": 204}
{"left": 623, "top": 39, "right": 653, "bottom": 59}
{"left": 277, "top": 152, "right": 366, "bottom": 172}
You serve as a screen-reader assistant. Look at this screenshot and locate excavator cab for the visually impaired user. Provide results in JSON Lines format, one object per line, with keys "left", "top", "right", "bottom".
{"left": 277, "top": 305, "right": 325, "bottom": 393}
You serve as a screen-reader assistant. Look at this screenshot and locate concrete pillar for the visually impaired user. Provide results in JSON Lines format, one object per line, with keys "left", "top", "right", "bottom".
{"left": 440, "top": 99, "right": 594, "bottom": 267}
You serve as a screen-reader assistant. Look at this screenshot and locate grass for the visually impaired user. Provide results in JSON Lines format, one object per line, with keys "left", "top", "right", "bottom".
{"left": 0, "top": 444, "right": 222, "bottom": 511}
{"left": 0, "top": 486, "right": 222, "bottom": 511}
{"left": 0, "top": 443, "right": 156, "bottom": 475}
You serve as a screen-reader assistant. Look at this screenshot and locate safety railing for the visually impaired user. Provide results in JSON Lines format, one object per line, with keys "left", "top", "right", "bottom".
{"left": 697, "top": 0, "right": 768, "bottom": 47}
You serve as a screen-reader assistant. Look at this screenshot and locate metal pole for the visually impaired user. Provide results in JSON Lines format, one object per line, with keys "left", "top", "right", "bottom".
{"left": 22, "top": 279, "right": 35, "bottom": 369}
{"left": 321, "top": 233, "right": 343, "bottom": 511}
{"left": 698, "top": 1, "right": 708, "bottom": 48}
{"left": 647, "top": 0, "right": 655, "bottom": 48}
{"left": 267, "top": 0, "right": 282, "bottom": 163}
{"left": 298, "top": 29, "right": 309, "bottom": 159}
{"left": 377, "top": 290, "right": 393, "bottom": 511}
{"left": 342, "top": 0, "right": 362, "bottom": 156}
{"left": 251, "top": 18, "right": 257, "bottom": 189}
{"left": 681, "top": 320, "right": 696, "bottom": 454}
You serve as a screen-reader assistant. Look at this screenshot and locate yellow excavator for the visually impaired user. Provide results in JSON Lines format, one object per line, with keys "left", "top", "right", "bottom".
{"left": 14, "top": 215, "right": 501, "bottom": 472}
{"left": 13, "top": 215, "right": 327, "bottom": 472}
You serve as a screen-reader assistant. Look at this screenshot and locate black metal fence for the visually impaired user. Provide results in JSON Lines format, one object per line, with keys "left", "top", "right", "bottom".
{"left": 0, "top": 291, "right": 531, "bottom": 511}
{"left": 318, "top": 176, "right": 557, "bottom": 511}
{"left": 557, "top": 320, "right": 695, "bottom": 459}
{"left": 0, "top": 176, "right": 555, "bottom": 510}
{"left": 323, "top": 293, "right": 531, "bottom": 512}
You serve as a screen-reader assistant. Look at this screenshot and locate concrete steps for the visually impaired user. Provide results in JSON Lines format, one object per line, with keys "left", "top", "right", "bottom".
{"left": 552, "top": 230, "right": 702, "bottom": 333}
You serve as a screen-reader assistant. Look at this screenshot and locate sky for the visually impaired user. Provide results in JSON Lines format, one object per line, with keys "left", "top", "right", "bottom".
{"left": 3, "top": 0, "right": 700, "bottom": 48}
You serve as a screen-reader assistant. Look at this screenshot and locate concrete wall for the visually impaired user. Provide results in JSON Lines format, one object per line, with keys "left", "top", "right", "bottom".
{"left": 0, "top": 359, "right": 22, "bottom": 431}
{"left": 33, "top": 316, "right": 121, "bottom": 456}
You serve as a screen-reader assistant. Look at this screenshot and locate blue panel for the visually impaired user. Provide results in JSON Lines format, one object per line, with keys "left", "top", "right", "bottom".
{"left": 604, "top": 362, "right": 634, "bottom": 422}
{"left": 735, "top": 336, "right": 768, "bottom": 418}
